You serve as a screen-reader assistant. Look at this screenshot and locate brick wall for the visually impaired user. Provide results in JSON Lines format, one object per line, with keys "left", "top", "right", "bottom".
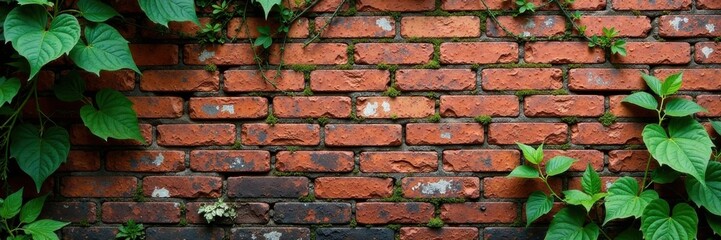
{"left": 32, "top": 0, "right": 721, "bottom": 239}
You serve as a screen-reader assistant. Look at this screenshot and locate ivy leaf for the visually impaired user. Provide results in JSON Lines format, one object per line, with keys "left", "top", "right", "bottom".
{"left": 651, "top": 165, "right": 681, "bottom": 184}
{"left": 53, "top": 71, "right": 86, "bottom": 102}
{"left": 80, "top": 89, "right": 144, "bottom": 142}
{"left": 611, "top": 40, "right": 627, "bottom": 56}
{"left": 16, "top": 0, "right": 52, "bottom": 6}
{"left": 641, "top": 199, "right": 697, "bottom": 240}
{"left": 545, "top": 156, "right": 576, "bottom": 176}
{"left": 9, "top": 124, "right": 70, "bottom": 192}
{"left": 661, "top": 72, "right": 683, "bottom": 96}
{"left": 20, "top": 194, "right": 47, "bottom": 223}
{"left": 253, "top": 0, "right": 281, "bottom": 19}
{"left": 4, "top": 6, "right": 81, "bottom": 79}
{"left": 641, "top": 73, "right": 663, "bottom": 97}
{"left": 508, "top": 165, "right": 539, "bottom": 179}
{"left": 686, "top": 161, "right": 721, "bottom": 216}
{"left": 525, "top": 191, "right": 552, "bottom": 227}
{"left": 713, "top": 121, "right": 721, "bottom": 137}
{"left": 663, "top": 98, "right": 706, "bottom": 117}
{"left": 69, "top": 23, "right": 140, "bottom": 75}
{"left": 563, "top": 190, "right": 592, "bottom": 209}
{"left": 138, "top": 0, "right": 199, "bottom": 27}
{"left": 253, "top": 26, "right": 272, "bottom": 49}
{"left": 23, "top": 219, "right": 69, "bottom": 240}
{"left": 0, "top": 188, "right": 23, "bottom": 219}
{"left": 581, "top": 164, "right": 601, "bottom": 195}
{"left": 0, "top": 77, "right": 20, "bottom": 106}
{"left": 643, "top": 117, "right": 713, "bottom": 184}
{"left": 545, "top": 207, "right": 600, "bottom": 240}
{"left": 622, "top": 92, "right": 657, "bottom": 111}
{"left": 603, "top": 177, "right": 659, "bottom": 225}
{"left": 516, "top": 142, "right": 543, "bottom": 165}
{"left": 708, "top": 211, "right": 721, "bottom": 236}
{"left": 77, "top": 0, "right": 119, "bottom": 22}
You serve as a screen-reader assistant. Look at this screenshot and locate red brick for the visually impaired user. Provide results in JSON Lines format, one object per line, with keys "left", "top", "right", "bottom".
{"left": 396, "top": 69, "right": 476, "bottom": 91}
{"left": 357, "top": 202, "right": 434, "bottom": 224}
{"left": 695, "top": 42, "right": 721, "bottom": 64}
{"left": 143, "top": 176, "right": 222, "bottom": 198}
{"left": 443, "top": 150, "right": 519, "bottom": 172}
{"left": 402, "top": 177, "right": 480, "bottom": 198}
{"left": 407, "top": 123, "right": 484, "bottom": 145}
{"left": 483, "top": 177, "right": 562, "bottom": 198}
{"left": 270, "top": 43, "right": 348, "bottom": 65}
{"left": 609, "top": 150, "right": 653, "bottom": 172}
{"left": 482, "top": 68, "right": 563, "bottom": 90}
{"left": 525, "top": 42, "right": 605, "bottom": 63}
{"left": 289, "top": 0, "right": 348, "bottom": 12}
{"left": 571, "top": 123, "right": 644, "bottom": 145}
{"left": 241, "top": 124, "right": 320, "bottom": 146}
{"left": 655, "top": 69, "right": 721, "bottom": 91}
{"left": 273, "top": 203, "right": 351, "bottom": 224}
{"left": 355, "top": 43, "right": 433, "bottom": 65}
{"left": 357, "top": 97, "right": 434, "bottom": 119}
{"left": 189, "top": 97, "right": 267, "bottom": 119}
{"left": 102, "top": 202, "right": 181, "bottom": 223}
{"left": 130, "top": 44, "right": 178, "bottom": 66}
{"left": 311, "top": 70, "right": 390, "bottom": 92}
{"left": 660, "top": 15, "right": 721, "bottom": 37}
{"left": 227, "top": 17, "right": 308, "bottom": 38}
{"left": 360, "top": 151, "right": 438, "bottom": 173}
{"left": 276, "top": 151, "right": 354, "bottom": 172}
{"left": 76, "top": 70, "right": 135, "bottom": 91}
{"left": 315, "top": 177, "right": 393, "bottom": 199}
{"left": 611, "top": 42, "right": 690, "bottom": 64}
{"left": 228, "top": 177, "right": 309, "bottom": 198}
{"left": 699, "top": 0, "right": 721, "bottom": 9}
{"left": 61, "top": 176, "right": 137, "bottom": 198}
{"left": 488, "top": 123, "right": 567, "bottom": 145}
{"left": 157, "top": 124, "right": 236, "bottom": 146}
{"left": 578, "top": 16, "right": 651, "bottom": 37}
{"left": 70, "top": 124, "right": 152, "bottom": 146}
{"left": 697, "top": 95, "right": 721, "bottom": 117}
{"left": 612, "top": 0, "right": 690, "bottom": 10}
{"left": 129, "top": 97, "right": 184, "bottom": 119}
{"left": 402, "top": 16, "right": 481, "bottom": 38}
{"left": 190, "top": 150, "right": 271, "bottom": 172}
{"left": 57, "top": 151, "right": 100, "bottom": 172}
{"left": 400, "top": 227, "right": 479, "bottom": 240}
{"left": 183, "top": 44, "right": 254, "bottom": 65}
{"left": 140, "top": 70, "right": 219, "bottom": 92}
{"left": 42, "top": 202, "right": 97, "bottom": 223}
{"left": 140, "top": 18, "right": 208, "bottom": 39}
{"left": 316, "top": 16, "right": 395, "bottom": 38}
{"left": 231, "top": 227, "right": 310, "bottom": 239}
{"left": 488, "top": 16, "right": 565, "bottom": 37}
{"left": 524, "top": 95, "right": 605, "bottom": 117}
{"left": 609, "top": 95, "right": 656, "bottom": 118}
{"left": 224, "top": 70, "right": 305, "bottom": 92}
{"left": 106, "top": 150, "right": 185, "bottom": 172}
{"left": 274, "top": 96, "right": 351, "bottom": 118}
{"left": 356, "top": 0, "right": 435, "bottom": 11}
{"left": 325, "top": 124, "right": 402, "bottom": 146}
{"left": 441, "top": 202, "right": 517, "bottom": 223}
{"left": 145, "top": 227, "right": 225, "bottom": 239}
{"left": 441, "top": 0, "right": 605, "bottom": 11}
{"left": 440, "top": 42, "right": 518, "bottom": 64}
{"left": 569, "top": 68, "right": 647, "bottom": 91}
{"left": 186, "top": 202, "right": 269, "bottom": 224}
{"left": 63, "top": 226, "right": 115, "bottom": 238}
{"left": 541, "top": 150, "right": 604, "bottom": 171}
{"left": 440, "top": 95, "right": 519, "bottom": 117}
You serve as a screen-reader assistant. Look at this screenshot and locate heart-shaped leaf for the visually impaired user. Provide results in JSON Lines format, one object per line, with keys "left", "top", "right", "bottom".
{"left": 603, "top": 177, "right": 659, "bottom": 225}
{"left": 643, "top": 117, "right": 713, "bottom": 184}
{"left": 138, "top": 0, "right": 199, "bottom": 27}
{"left": 0, "top": 188, "right": 23, "bottom": 219}
{"left": 16, "top": 0, "right": 52, "bottom": 6}
{"left": 23, "top": 219, "right": 69, "bottom": 240}
{"left": 652, "top": 165, "right": 681, "bottom": 184}
{"left": 581, "top": 164, "right": 601, "bottom": 195}
{"left": 707, "top": 211, "right": 721, "bottom": 236}
{"left": 686, "top": 161, "right": 721, "bottom": 216}
{"left": 10, "top": 124, "right": 70, "bottom": 191}
{"left": 0, "top": 77, "right": 20, "bottom": 106}
{"left": 20, "top": 194, "right": 47, "bottom": 223}
{"left": 525, "top": 191, "right": 552, "bottom": 227}
{"left": 80, "top": 89, "right": 144, "bottom": 142}
{"left": 545, "top": 207, "right": 600, "bottom": 240}
{"left": 642, "top": 73, "right": 663, "bottom": 97}
{"left": 508, "top": 165, "right": 539, "bottom": 179}
{"left": 53, "top": 71, "right": 86, "bottom": 102}
{"left": 641, "top": 199, "right": 697, "bottom": 240}
{"left": 4, "top": 6, "right": 80, "bottom": 79}
{"left": 77, "top": 0, "right": 119, "bottom": 22}
{"left": 253, "top": 0, "right": 281, "bottom": 19}
{"left": 545, "top": 156, "right": 576, "bottom": 176}
{"left": 664, "top": 98, "right": 706, "bottom": 117}
{"left": 69, "top": 23, "right": 139, "bottom": 75}
{"left": 563, "top": 190, "right": 605, "bottom": 212}
{"left": 622, "top": 92, "right": 658, "bottom": 111}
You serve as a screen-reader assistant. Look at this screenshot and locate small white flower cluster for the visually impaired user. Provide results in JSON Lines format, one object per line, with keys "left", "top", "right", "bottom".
{"left": 198, "top": 199, "right": 237, "bottom": 223}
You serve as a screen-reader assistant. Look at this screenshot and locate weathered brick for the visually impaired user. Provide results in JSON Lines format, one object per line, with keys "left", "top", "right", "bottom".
{"left": 441, "top": 202, "right": 518, "bottom": 223}
{"left": 488, "top": 16, "right": 565, "bottom": 37}
{"left": 402, "top": 177, "right": 480, "bottom": 198}
{"left": 311, "top": 70, "right": 390, "bottom": 92}
{"left": 524, "top": 95, "right": 605, "bottom": 117}
{"left": 356, "top": 0, "right": 435, "bottom": 11}
{"left": 612, "top": 0, "right": 691, "bottom": 10}
{"left": 396, "top": 69, "right": 475, "bottom": 91}
{"left": 609, "top": 95, "right": 656, "bottom": 118}
{"left": 189, "top": 97, "right": 268, "bottom": 119}
{"left": 315, "top": 177, "right": 393, "bottom": 199}
{"left": 355, "top": 43, "right": 433, "bottom": 65}
{"left": 102, "top": 202, "right": 181, "bottom": 223}
{"left": 186, "top": 202, "right": 269, "bottom": 224}
{"left": 655, "top": 69, "right": 721, "bottom": 91}
{"left": 325, "top": 124, "right": 402, "bottom": 146}
{"left": 241, "top": 124, "right": 320, "bottom": 146}
{"left": 571, "top": 123, "right": 644, "bottom": 145}
{"left": 356, "top": 202, "right": 434, "bottom": 224}
{"left": 183, "top": 44, "right": 254, "bottom": 65}
{"left": 609, "top": 150, "right": 653, "bottom": 172}
{"left": 276, "top": 151, "right": 355, "bottom": 172}
{"left": 482, "top": 68, "right": 563, "bottom": 90}
{"left": 143, "top": 176, "right": 222, "bottom": 198}
{"left": 190, "top": 150, "right": 271, "bottom": 172}
{"left": 140, "top": 18, "right": 207, "bottom": 39}
{"left": 61, "top": 176, "right": 137, "bottom": 198}
{"left": 228, "top": 177, "right": 309, "bottom": 198}
{"left": 42, "top": 202, "right": 97, "bottom": 223}
{"left": 440, "top": 95, "right": 519, "bottom": 117}
{"left": 488, "top": 123, "right": 567, "bottom": 145}
{"left": 106, "top": 150, "right": 185, "bottom": 172}
{"left": 443, "top": 150, "right": 519, "bottom": 172}
{"left": 224, "top": 70, "right": 305, "bottom": 92}
{"left": 697, "top": 95, "right": 721, "bottom": 117}
{"left": 568, "top": 177, "right": 622, "bottom": 192}
{"left": 317, "top": 228, "right": 394, "bottom": 240}
{"left": 695, "top": 42, "right": 721, "bottom": 64}
{"left": 569, "top": 68, "right": 646, "bottom": 91}
{"left": 77, "top": 70, "right": 135, "bottom": 91}
{"left": 440, "top": 42, "right": 518, "bottom": 64}
{"left": 131, "top": 44, "right": 178, "bottom": 66}
{"left": 274, "top": 96, "right": 351, "bottom": 118}
{"left": 157, "top": 124, "right": 236, "bottom": 146}
{"left": 611, "top": 42, "right": 690, "bottom": 64}
{"left": 70, "top": 124, "right": 152, "bottom": 146}
{"left": 357, "top": 97, "right": 435, "bottom": 119}
{"left": 525, "top": 42, "right": 605, "bottom": 63}
{"left": 231, "top": 228, "right": 310, "bottom": 240}
{"left": 360, "top": 151, "right": 438, "bottom": 173}
{"left": 441, "top": 0, "right": 605, "bottom": 11}
{"left": 407, "top": 123, "right": 484, "bottom": 145}
{"left": 316, "top": 16, "right": 395, "bottom": 38}
{"left": 483, "top": 177, "right": 562, "bottom": 198}
{"left": 289, "top": 0, "right": 348, "bottom": 12}
{"left": 483, "top": 227, "right": 547, "bottom": 240}
{"left": 146, "top": 228, "right": 225, "bottom": 240}
{"left": 699, "top": 0, "right": 721, "bottom": 9}
{"left": 140, "top": 70, "right": 219, "bottom": 92}
{"left": 400, "top": 227, "right": 479, "bottom": 240}
{"left": 402, "top": 16, "right": 481, "bottom": 38}
{"left": 273, "top": 203, "right": 351, "bottom": 224}
{"left": 541, "top": 150, "right": 604, "bottom": 171}
{"left": 270, "top": 43, "right": 348, "bottom": 65}
{"left": 57, "top": 151, "right": 100, "bottom": 172}
{"left": 227, "top": 17, "right": 309, "bottom": 38}
{"left": 578, "top": 16, "right": 651, "bottom": 37}
{"left": 129, "top": 97, "right": 184, "bottom": 118}
{"left": 63, "top": 227, "right": 117, "bottom": 240}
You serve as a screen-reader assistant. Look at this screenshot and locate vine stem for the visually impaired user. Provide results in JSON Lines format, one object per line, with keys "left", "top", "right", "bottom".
{"left": 639, "top": 96, "right": 666, "bottom": 194}
{"left": 304, "top": 0, "right": 348, "bottom": 46}
{"left": 478, "top": 0, "right": 524, "bottom": 40}
{"left": 551, "top": 0, "right": 594, "bottom": 43}
{"left": 536, "top": 164, "right": 561, "bottom": 200}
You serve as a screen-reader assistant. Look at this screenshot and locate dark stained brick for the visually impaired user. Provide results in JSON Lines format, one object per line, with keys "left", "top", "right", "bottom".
{"left": 231, "top": 227, "right": 310, "bottom": 240}
{"left": 41, "top": 202, "right": 97, "bottom": 223}
{"left": 62, "top": 227, "right": 118, "bottom": 240}
{"left": 483, "top": 227, "right": 546, "bottom": 240}
{"left": 316, "top": 228, "right": 394, "bottom": 240}
{"left": 273, "top": 203, "right": 352, "bottom": 224}
{"left": 227, "top": 177, "right": 309, "bottom": 198}
{"left": 146, "top": 227, "right": 225, "bottom": 240}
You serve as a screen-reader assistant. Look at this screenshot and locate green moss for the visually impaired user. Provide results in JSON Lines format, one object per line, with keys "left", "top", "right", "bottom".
{"left": 515, "top": 89, "right": 568, "bottom": 100}
{"left": 424, "top": 92, "right": 440, "bottom": 99}
{"left": 486, "top": 63, "right": 553, "bottom": 69}
{"left": 299, "top": 193, "right": 316, "bottom": 202}
{"left": 231, "top": 140, "right": 242, "bottom": 150}
{"left": 560, "top": 117, "right": 579, "bottom": 125}
{"left": 427, "top": 113, "right": 441, "bottom": 123}
{"left": 377, "top": 63, "right": 399, "bottom": 72}
{"left": 336, "top": 64, "right": 353, "bottom": 70}
{"left": 274, "top": 171, "right": 306, "bottom": 177}
{"left": 340, "top": 0, "right": 357, "bottom": 16}
{"left": 383, "top": 87, "right": 401, "bottom": 98}
{"left": 598, "top": 111, "right": 617, "bottom": 127}
{"left": 289, "top": 64, "right": 317, "bottom": 72}
{"left": 303, "top": 86, "right": 314, "bottom": 96}
{"left": 386, "top": 224, "right": 401, "bottom": 231}
{"left": 346, "top": 43, "right": 355, "bottom": 65}
{"left": 470, "top": 63, "right": 481, "bottom": 71}
{"left": 414, "top": 60, "right": 441, "bottom": 69}
{"left": 265, "top": 112, "right": 279, "bottom": 125}
{"left": 79, "top": 219, "right": 90, "bottom": 227}
{"left": 381, "top": 184, "right": 407, "bottom": 202}
{"left": 317, "top": 117, "right": 330, "bottom": 126}
{"left": 423, "top": 8, "right": 452, "bottom": 16}
{"left": 133, "top": 185, "right": 145, "bottom": 202}
{"left": 567, "top": 64, "right": 584, "bottom": 69}
{"left": 286, "top": 146, "right": 300, "bottom": 153}
{"left": 178, "top": 218, "right": 188, "bottom": 227}
{"left": 624, "top": 144, "right": 645, "bottom": 150}
{"left": 204, "top": 63, "right": 218, "bottom": 72}
{"left": 474, "top": 115, "right": 492, "bottom": 125}
{"left": 390, "top": 114, "right": 399, "bottom": 120}
{"left": 349, "top": 218, "right": 357, "bottom": 228}
{"left": 426, "top": 217, "right": 444, "bottom": 228}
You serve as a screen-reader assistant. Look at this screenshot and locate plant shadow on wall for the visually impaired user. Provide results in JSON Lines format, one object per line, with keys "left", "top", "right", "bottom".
{"left": 510, "top": 72, "right": 721, "bottom": 239}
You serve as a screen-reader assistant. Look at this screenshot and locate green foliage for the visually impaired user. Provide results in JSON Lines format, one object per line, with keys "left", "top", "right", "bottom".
{"left": 587, "top": 27, "right": 627, "bottom": 56}
{"left": 383, "top": 87, "right": 401, "bottom": 98}
{"left": 685, "top": 161, "right": 721, "bottom": 216}
{"left": 604, "top": 177, "right": 659, "bottom": 224}
{"left": 116, "top": 220, "right": 145, "bottom": 240}
{"left": 598, "top": 112, "right": 616, "bottom": 127}
{"left": 427, "top": 113, "right": 441, "bottom": 123}
{"left": 77, "top": 0, "right": 119, "bottom": 23}
{"left": 473, "top": 115, "right": 492, "bottom": 125}
{"left": 0, "top": 77, "right": 20, "bottom": 105}
{"left": 546, "top": 207, "right": 600, "bottom": 240}
{"left": 81, "top": 89, "right": 145, "bottom": 142}
{"left": 525, "top": 191, "right": 552, "bottom": 226}
{"left": 70, "top": 23, "right": 140, "bottom": 75}
{"left": 545, "top": 156, "right": 576, "bottom": 176}
{"left": 0, "top": 189, "right": 69, "bottom": 239}
{"left": 426, "top": 217, "right": 444, "bottom": 228}
{"left": 198, "top": 199, "right": 237, "bottom": 223}
{"left": 138, "top": 0, "right": 199, "bottom": 27}
{"left": 641, "top": 199, "right": 698, "bottom": 240}
{"left": 515, "top": 0, "right": 536, "bottom": 13}
{"left": 265, "top": 112, "right": 279, "bottom": 125}
{"left": 252, "top": 0, "right": 282, "bottom": 19}
{"left": 560, "top": 117, "right": 578, "bottom": 125}
{"left": 10, "top": 124, "right": 70, "bottom": 191}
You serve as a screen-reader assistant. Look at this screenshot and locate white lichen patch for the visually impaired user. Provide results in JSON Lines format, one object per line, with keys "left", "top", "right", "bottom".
{"left": 152, "top": 153, "right": 164, "bottom": 166}
{"left": 702, "top": 46, "right": 714, "bottom": 58}
{"left": 669, "top": 17, "right": 689, "bottom": 31}
{"left": 440, "top": 132, "right": 452, "bottom": 139}
{"left": 263, "top": 231, "right": 283, "bottom": 240}
{"left": 151, "top": 187, "right": 170, "bottom": 198}
{"left": 605, "top": 180, "right": 613, "bottom": 190}
{"left": 198, "top": 50, "right": 215, "bottom": 62}
{"left": 544, "top": 18, "right": 554, "bottom": 27}
{"left": 381, "top": 101, "right": 391, "bottom": 112}
{"left": 220, "top": 105, "right": 235, "bottom": 114}
{"left": 522, "top": 31, "right": 531, "bottom": 37}
{"left": 362, "top": 102, "right": 379, "bottom": 117}
{"left": 230, "top": 157, "right": 245, "bottom": 169}
{"left": 412, "top": 180, "right": 454, "bottom": 195}
{"left": 376, "top": 18, "right": 393, "bottom": 31}
{"left": 706, "top": 24, "right": 715, "bottom": 33}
